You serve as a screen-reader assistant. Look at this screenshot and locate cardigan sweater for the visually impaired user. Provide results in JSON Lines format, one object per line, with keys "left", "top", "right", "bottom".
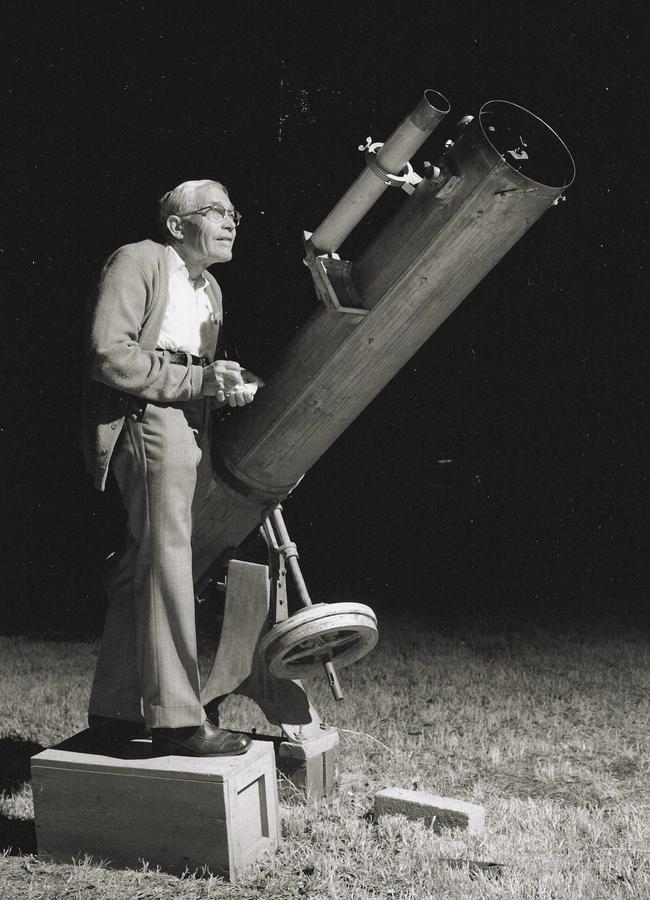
{"left": 81, "top": 239, "right": 223, "bottom": 490}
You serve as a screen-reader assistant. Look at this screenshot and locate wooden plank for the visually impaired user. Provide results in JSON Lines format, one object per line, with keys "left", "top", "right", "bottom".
{"left": 31, "top": 739, "right": 271, "bottom": 782}
{"left": 229, "top": 739, "right": 280, "bottom": 878}
{"left": 277, "top": 729, "right": 340, "bottom": 800}
{"left": 202, "top": 560, "right": 326, "bottom": 741}
{"left": 202, "top": 561, "right": 270, "bottom": 701}
{"left": 33, "top": 767, "right": 229, "bottom": 874}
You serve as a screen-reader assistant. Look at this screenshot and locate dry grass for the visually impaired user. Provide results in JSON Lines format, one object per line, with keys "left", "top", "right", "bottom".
{"left": 1, "top": 614, "right": 649, "bottom": 898}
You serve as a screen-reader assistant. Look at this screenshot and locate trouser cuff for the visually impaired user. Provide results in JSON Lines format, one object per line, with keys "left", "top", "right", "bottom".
{"left": 88, "top": 703, "right": 145, "bottom": 723}
{"left": 145, "top": 704, "right": 206, "bottom": 729}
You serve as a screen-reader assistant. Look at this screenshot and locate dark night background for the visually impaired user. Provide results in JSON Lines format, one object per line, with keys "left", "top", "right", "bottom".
{"left": 3, "top": 1, "right": 647, "bottom": 636}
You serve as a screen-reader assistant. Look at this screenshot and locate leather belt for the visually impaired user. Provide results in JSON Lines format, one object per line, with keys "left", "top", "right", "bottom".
{"left": 157, "top": 349, "right": 209, "bottom": 367}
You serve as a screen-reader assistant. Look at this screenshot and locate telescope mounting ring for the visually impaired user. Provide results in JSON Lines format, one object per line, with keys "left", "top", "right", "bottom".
{"left": 364, "top": 147, "right": 418, "bottom": 188}
{"left": 258, "top": 602, "right": 378, "bottom": 680}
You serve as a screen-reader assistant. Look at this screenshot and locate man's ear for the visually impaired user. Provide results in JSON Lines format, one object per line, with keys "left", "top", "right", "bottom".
{"left": 166, "top": 215, "right": 184, "bottom": 240}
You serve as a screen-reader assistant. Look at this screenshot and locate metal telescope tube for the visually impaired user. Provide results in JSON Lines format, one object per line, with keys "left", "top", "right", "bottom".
{"left": 309, "top": 89, "right": 450, "bottom": 254}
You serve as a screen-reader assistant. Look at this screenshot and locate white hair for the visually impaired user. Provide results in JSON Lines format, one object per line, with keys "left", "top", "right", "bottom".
{"left": 157, "top": 179, "right": 229, "bottom": 233}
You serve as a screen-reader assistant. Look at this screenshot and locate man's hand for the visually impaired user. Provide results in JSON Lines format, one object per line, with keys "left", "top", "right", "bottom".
{"left": 202, "top": 361, "right": 265, "bottom": 407}
{"left": 225, "top": 369, "right": 265, "bottom": 407}
{"left": 202, "top": 360, "right": 245, "bottom": 405}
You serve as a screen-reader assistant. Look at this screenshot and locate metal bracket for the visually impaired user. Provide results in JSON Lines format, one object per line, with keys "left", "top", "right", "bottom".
{"left": 303, "top": 232, "right": 369, "bottom": 318}
{"left": 261, "top": 518, "right": 289, "bottom": 625}
{"left": 359, "top": 137, "right": 423, "bottom": 195}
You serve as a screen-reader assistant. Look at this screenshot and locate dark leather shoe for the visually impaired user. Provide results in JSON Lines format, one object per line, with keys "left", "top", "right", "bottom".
{"left": 152, "top": 720, "right": 251, "bottom": 757}
{"left": 88, "top": 714, "right": 150, "bottom": 741}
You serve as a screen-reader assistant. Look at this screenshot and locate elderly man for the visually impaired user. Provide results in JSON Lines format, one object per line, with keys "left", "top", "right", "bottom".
{"left": 82, "top": 179, "right": 260, "bottom": 756}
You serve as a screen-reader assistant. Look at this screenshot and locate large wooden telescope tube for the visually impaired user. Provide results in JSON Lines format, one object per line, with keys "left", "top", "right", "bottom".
{"left": 192, "top": 98, "right": 575, "bottom": 585}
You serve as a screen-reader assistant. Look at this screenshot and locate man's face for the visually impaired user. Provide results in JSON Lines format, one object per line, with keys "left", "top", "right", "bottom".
{"left": 177, "top": 184, "right": 237, "bottom": 266}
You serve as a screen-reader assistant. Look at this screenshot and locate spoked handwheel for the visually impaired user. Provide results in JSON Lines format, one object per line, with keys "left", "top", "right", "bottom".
{"left": 258, "top": 602, "right": 378, "bottom": 679}
{"left": 259, "top": 505, "right": 379, "bottom": 700}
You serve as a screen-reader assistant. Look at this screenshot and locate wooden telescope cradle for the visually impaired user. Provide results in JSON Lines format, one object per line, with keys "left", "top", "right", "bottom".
{"left": 194, "top": 89, "right": 575, "bottom": 735}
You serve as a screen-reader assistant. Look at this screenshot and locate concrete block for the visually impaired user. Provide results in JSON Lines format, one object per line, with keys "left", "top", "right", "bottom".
{"left": 374, "top": 788, "right": 485, "bottom": 835}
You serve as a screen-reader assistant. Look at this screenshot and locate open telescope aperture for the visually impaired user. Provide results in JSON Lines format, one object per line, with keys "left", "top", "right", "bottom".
{"left": 479, "top": 100, "right": 576, "bottom": 189}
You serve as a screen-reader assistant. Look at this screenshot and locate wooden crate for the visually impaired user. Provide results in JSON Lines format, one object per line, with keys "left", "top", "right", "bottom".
{"left": 31, "top": 736, "right": 279, "bottom": 881}
{"left": 277, "top": 729, "right": 339, "bottom": 800}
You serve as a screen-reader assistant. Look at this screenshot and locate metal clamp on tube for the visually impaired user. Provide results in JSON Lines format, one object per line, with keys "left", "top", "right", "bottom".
{"left": 364, "top": 147, "right": 418, "bottom": 188}
{"left": 309, "top": 89, "right": 450, "bottom": 255}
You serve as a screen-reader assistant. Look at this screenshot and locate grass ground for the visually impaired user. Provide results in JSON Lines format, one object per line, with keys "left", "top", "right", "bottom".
{"left": 0, "top": 613, "right": 648, "bottom": 898}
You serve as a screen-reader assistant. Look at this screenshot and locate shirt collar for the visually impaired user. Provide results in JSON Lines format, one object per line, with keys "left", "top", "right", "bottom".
{"left": 165, "top": 245, "right": 208, "bottom": 289}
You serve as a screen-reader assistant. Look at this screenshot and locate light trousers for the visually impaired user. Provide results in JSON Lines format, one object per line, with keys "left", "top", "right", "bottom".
{"left": 89, "top": 399, "right": 214, "bottom": 728}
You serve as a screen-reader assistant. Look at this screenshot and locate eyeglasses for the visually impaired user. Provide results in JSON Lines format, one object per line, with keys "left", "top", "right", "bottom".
{"left": 180, "top": 203, "right": 242, "bottom": 226}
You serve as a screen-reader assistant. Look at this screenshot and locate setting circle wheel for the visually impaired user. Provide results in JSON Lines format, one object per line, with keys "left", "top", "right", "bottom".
{"left": 258, "top": 602, "right": 378, "bottom": 679}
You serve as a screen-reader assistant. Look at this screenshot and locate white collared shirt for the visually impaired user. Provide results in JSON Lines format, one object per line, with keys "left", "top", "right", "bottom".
{"left": 156, "top": 245, "right": 220, "bottom": 359}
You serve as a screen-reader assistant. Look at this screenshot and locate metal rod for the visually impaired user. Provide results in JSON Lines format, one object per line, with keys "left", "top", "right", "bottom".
{"left": 270, "top": 505, "right": 344, "bottom": 700}
{"left": 270, "top": 506, "right": 313, "bottom": 608}
{"left": 324, "top": 661, "right": 344, "bottom": 701}
{"left": 309, "top": 89, "right": 450, "bottom": 254}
